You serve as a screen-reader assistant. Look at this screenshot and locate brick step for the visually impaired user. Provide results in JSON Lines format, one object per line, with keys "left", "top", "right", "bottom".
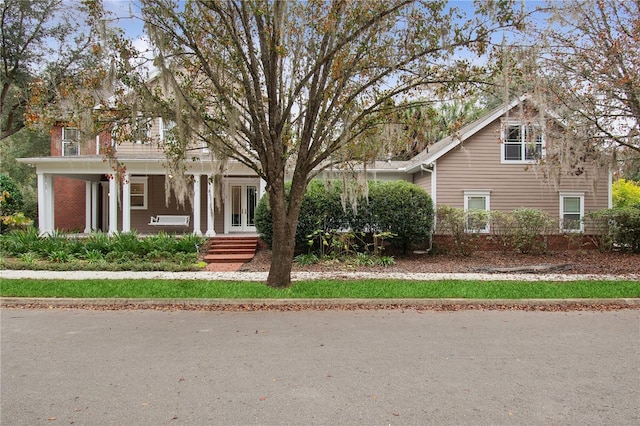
{"left": 203, "top": 253, "right": 256, "bottom": 263}
{"left": 208, "top": 242, "right": 257, "bottom": 250}
{"left": 203, "top": 237, "right": 258, "bottom": 265}
{"left": 208, "top": 248, "right": 256, "bottom": 255}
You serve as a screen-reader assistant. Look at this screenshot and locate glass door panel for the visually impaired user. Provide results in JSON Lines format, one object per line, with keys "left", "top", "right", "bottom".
{"left": 247, "top": 186, "right": 257, "bottom": 227}
{"left": 231, "top": 185, "right": 242, "bottom": 228}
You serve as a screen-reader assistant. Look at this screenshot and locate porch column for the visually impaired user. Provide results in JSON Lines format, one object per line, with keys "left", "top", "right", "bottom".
{"left": 259, "top": 178, "right": 267, "bottom": 200}
{"left": 192, "top": 174, "right": 203, "bottom": 236}
{"left": 122, "top": 173, "right": 131, "bottom": 233}
{"left": 91, "top": 182, "right": 99, "bottom": 231}
{"left": 37, "top": 172, "right": 54, "bottom": 235}
{"left": 108, "top": 175, "right": 118, "bottom": 235}
{"left": 205, "top": 174, "right": 216, "bottom": 237}
{"left": 84, "top": 181, "right": 92, "bottom": 233}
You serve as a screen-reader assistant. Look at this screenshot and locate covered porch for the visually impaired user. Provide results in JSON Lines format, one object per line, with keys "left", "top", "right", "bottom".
{"left": 18, "top": 156, "right": 266, "bottom": 236}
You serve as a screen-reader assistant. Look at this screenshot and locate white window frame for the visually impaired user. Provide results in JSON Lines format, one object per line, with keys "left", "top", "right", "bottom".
{"left": 464, "top": 190, "right": 491, "bottom": 233}
{"left": 62, "top": 127, "right": 80, "bottom": 156}
{"left": 135, "top": 117, "right": 153, "bottom": 144}
{"left": 129, "top": 177, "right": 148, "bottom": 210}
{"left": 501, "top": 121, "right": 544, "bottom": 164}
{"left": 560, "top": 192, "right": 584, "bottom": 233}
{"left": 159, "top": 118, "right": 176, "bottom": 142}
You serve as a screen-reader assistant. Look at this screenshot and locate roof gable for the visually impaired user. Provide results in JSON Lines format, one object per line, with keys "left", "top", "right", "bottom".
{"left": 405, "top": 96, "right": 527, "bottom": 173}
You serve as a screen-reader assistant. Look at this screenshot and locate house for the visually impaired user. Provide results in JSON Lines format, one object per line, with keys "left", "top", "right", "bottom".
{"left": 18, "top": 97, "right": 611, "bottom": 236}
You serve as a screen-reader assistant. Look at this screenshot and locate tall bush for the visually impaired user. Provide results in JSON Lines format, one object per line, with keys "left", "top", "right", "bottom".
{"left": 255, "top": 180, "right": 433, "bottom": 254}
{"left": 586, "top": 206, "right": 640, "bottom": 253}
{"left": 366, "top": 180, "right": 433, "bottom": 253}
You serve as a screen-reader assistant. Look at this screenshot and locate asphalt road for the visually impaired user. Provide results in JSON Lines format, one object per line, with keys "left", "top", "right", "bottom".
{"left": 1, "top": 308, "right": 639, "bottom": 425}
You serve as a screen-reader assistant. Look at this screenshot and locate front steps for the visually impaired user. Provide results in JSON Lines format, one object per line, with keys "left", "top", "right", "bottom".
{"left": 203, "top": 236, "right": 259, "bottom": 265}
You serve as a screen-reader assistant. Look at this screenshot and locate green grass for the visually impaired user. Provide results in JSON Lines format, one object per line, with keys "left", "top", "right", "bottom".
{"left": 1, "top": 279, "right": 639, "bottom": 299}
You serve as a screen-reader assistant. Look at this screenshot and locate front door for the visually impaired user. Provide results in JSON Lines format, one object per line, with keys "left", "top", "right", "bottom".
{"left": 228, "top": 182, "right": 258, "bottom": 233}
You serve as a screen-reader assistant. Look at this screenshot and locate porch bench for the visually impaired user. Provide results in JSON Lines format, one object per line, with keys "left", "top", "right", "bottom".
{"left": 149, "top": 215, "right": 190, "bottom": 226}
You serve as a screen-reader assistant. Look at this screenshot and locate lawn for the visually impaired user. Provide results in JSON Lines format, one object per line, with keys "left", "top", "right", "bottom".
{"left": 1, "top": 278, "right": 639, "bottom": 299}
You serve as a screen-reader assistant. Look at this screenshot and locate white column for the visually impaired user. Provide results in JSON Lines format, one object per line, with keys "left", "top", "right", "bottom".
{"left": 84, "top": 181, "right": 92, "bottom": 233}
{"left": 108, "top": 175, "right": 118, "bottom": 235}
{"left": 122, "top": 173, "right": 131, "bottom": 233}
{"left": 91, "top": 182, "right": 99, "bottom": 231}
{"left": 192, "top": 174, "right": 202, "bottom": 236}
{"left": 259, "top": 178, "right": 267, "bottom": 200}
{"left": 205, "top": 174, "right": 216, "bottom": 237}
{"left": 37, "top": 173, "right": 54, "bottom": 235}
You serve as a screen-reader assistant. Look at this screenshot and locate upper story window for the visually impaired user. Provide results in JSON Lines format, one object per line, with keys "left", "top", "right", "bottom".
{"left": 135, "top": 118, "right": 153, "bottom": 144}
{"left": 62, "top": 127, "right": 80, "bottom": 156}
{"left": 159, "top": 118, "right": 176, "bottom": 143}
{"left": 501, "top": 122, "right": 544, "bottom": 163}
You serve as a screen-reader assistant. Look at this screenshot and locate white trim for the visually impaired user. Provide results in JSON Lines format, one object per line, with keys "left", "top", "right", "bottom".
{"left": 206, "top": 175, "right": 216, "bottom": 237}
{"left": 559, "top": 192, "right": 585, "bottom": 233}
{"left": 122, "top": 174, "right": 131, "bottom": 232}
{"left": 192, "top": 174, "right": 203, "bottom": 236}
{"left": 108, "top": 176, "right": 118, "bottom": 235}
{"left": 84, "top": 182, "right": 92, "bottom": 233}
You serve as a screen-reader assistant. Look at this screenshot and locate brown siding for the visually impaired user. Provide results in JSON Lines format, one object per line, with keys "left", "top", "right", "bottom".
{"left": 412, "top": 170, "right": 432, "bottom": 196}
{"left": 432, "top": 119, "right": 609, "bottom": 231}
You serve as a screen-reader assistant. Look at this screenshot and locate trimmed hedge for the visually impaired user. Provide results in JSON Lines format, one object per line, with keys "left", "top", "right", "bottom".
{"left": 255, "top": 180, "right": 434, "bottom": 253}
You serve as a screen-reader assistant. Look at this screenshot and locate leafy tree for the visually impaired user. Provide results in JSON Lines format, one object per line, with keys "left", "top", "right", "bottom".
{"left": 0, "top": 129, "right": 50, "bottom": 220}
{"left": 0, "top": 0, "right": 107, "bottom": 142}
{"left": 101, "top": 0, "right": 520, "bottom": 287}
{"left": 503, "top": 0, "right": 640, "bottom": 174}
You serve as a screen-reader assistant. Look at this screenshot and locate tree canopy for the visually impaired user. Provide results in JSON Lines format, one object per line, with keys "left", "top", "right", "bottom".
{"left": 0, "top": 0, "right": 107, "bottom": 142}
{"left": 508, "top": 0, "right": 639, "bottom": 165}
{"left": 99, "top": 0, "right": 520, "bottom": 287}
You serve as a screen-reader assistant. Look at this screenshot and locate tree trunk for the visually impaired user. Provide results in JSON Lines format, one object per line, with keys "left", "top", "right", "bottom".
{"left": 266, "top": 176, "right": 307, "bottom": 288}
{"left": 267, "top": 221, "right": 297, "bottom": 288}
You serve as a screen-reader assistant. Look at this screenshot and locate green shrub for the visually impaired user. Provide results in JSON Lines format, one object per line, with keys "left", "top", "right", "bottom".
{"left": 0, "top": 227, "right": 41, "bottom": 255}
{"left": 0, "top": 175, "right": 24, "bottom": 214}
{"left": 294, "top": 253, "right": 319, "bottom": 265}
{"left": 366, "top": 180, "right": 433, "bottom": 253}
{"left": 111, "top": 232, "right": 143, "bottom": 255}
{"left": 435, "top": 205, "right": 485, "bottom": 256}
{"left": 175, "top": 234, "right": 206, "bottom": 254}
{"left": 256, "top": 180, "right": 433, "bottom": 254}
{"left": 84, "top": 249, "right": 106, "bottom": 263}
{"left": 586, "top": 206, "right": 640, "bottom": 253}
{"left": 490, "top": 208, "right": 554, "bottom": 254}
{"left": 84, "top": 232, "right": 112, "bottom": 254}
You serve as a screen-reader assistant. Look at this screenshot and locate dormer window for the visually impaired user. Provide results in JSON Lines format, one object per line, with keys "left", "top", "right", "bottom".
{"left": 501, "top": 122, "right": 544, "bottom": 163}
{"left": 159, "top": 118, "right": 176, "bottom": 143}
{"left": 62, "top": 127, "right": 80, "bottom": 156}
{"left": 135, "top": 118, "right": 153, "bottom": 144}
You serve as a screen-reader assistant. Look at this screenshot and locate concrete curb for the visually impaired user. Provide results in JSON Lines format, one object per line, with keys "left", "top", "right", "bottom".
{"left": 2, "top": 297, "right": 639, "bottom": 310}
